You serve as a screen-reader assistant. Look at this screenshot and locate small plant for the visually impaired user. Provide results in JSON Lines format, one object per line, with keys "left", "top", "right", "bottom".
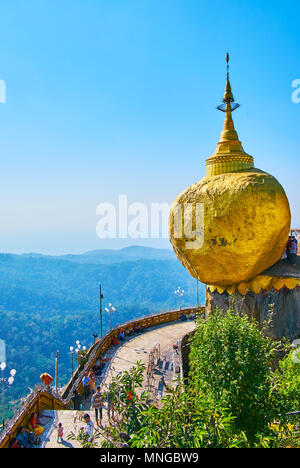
{"left": 67, "top": 428, "right": 102, "bottom": 448}
{"left": 75, "top": 349, "right": 89, "bottom": 368}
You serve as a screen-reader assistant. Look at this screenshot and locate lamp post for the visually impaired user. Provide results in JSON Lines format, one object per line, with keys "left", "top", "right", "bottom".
{"left": 55, "top": 350, "right": 60, "bottom": 393}
{"left": 69, "top": 346, "right": 75, "bottom": 378}
{"left": 0, "top": 362, "right": 16, "bottom": 430}
{"left": 105, "top": 303, "right": 116, "bottom": 331}
{"left": 99, "top": 285, "right": 104, "bottom": 338}
{"left": 174, "top": 287, "right": 184, "bottom": 310}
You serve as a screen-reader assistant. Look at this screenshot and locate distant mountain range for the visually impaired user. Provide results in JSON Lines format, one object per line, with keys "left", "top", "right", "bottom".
{"left": 20, "top": 245, "right": 177, "bottom": 264}
{"left": 0, "top": 246, "right": 202, "bottom": 315}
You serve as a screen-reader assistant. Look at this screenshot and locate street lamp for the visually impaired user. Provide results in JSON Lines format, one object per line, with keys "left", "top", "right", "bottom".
{"left": 0, "top": 362, "right": 16, "bottom": 430}
{"left": 69, "top": 346, "right": 75, "bottom": 378}
{"left": 55, "top": 351, "right": 60, "bottom": 393}
{"left": 174, "top": 287, "right": 184, "bottom": 310}
{"left": 105, "top": 303, "right": 116, "bottom": 331}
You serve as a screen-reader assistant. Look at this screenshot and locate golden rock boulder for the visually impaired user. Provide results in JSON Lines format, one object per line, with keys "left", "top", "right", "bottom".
{"left": 169, "top": 168, "right": 290, "bottom": 286}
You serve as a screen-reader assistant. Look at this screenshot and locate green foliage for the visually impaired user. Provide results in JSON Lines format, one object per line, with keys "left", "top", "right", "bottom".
{"left": 130, "top": 383, "right": 253, "bottom": 448}
{"left": 98, "top": 364, "right": 277, "bottom": 448}
{"left": 189, "top": 309, "right": 280, "bottom": 439}
{"left": 101, "top": 361, "right": 150, "bottom": 447}
{"left": 275, "top": 348, "right": 300, "bottom": 413}
{"left": 67, "top": 427, "right": 102, "bottom": 448}
{"left": 75, "top": 349, "right": 89, "bottom": 368}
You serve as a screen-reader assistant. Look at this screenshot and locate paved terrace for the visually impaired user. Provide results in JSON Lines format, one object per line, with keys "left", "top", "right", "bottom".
{"left": 262, "top": 257, "right": 300, "bottom": 278}
{"left": 39, "top": 320, "right": 196, "bottom": 448}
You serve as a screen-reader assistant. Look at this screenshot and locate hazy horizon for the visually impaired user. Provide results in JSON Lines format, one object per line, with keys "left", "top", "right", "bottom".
{"left": 0, "top": 240, "right": 174, "bottom": 256}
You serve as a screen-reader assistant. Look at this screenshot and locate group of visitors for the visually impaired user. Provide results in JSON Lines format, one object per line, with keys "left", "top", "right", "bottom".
{"left": 57, "top": 387, "right": 105, "bottom": 445}
{"left": 286, "top": 235, "right": 298, "bottom": 267}
{"left": 111, "top": 325, "right": 144, "bottom": 346}
{"left": 51, "top": 386, "right": 106, "bottom": 446}
{"left": 80, "top": 383, "right": 115, "bottom": 443}
{"left": 92, "top": 356, "right": 105, "bottom": 376}
{"left": 112, "top": 335, "right": 120, "bottom": 346}
{"left": 118, "top": 330, "right": 125, "bottom": 341}
{"left": 10, "top": 426, "right": 40, "bottom": 448}
{"left": 10, "top": 412, "right": 44, "bottom": 448}
{"left": 180, "top": 311, "right": 198, "bottom": 321}
{"left": 122, "top": 324, "right": 144, "bottom": 336}
{"left": 10, "top": 386, "right": 110, "bottom": 447}
{"left": 75, "top": 381, "right": 117, "bottom": 444}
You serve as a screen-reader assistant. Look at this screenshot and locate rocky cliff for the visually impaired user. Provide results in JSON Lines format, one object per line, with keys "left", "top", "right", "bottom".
{"left": 206, "top": 285, "right": 300, "bottom": 341}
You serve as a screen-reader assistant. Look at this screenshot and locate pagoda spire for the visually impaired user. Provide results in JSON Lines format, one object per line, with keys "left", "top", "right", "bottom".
{"left": 205, "top": 53, "right": 254, "bottom": 176}
{"left": 217, "top": 53, "right": 240, "bottom": 142}
{"left": 223, "top": 52, "right": 234, "bottom": 103}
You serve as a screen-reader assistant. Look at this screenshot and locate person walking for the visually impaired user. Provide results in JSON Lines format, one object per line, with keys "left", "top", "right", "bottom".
{"left": 91, "top": 386, "right": 104, "bottom": 426}
{"left": 287, "top": 235, "right": 298, "bottom": 267}
{"left": 89, "top": 371, "right": 96, "bottom": 395}
{"left": 82, "top": 373, "right": 90, "bottom": 400}
{"left": 57, "top": 422, "right": 64, "bottom": 444}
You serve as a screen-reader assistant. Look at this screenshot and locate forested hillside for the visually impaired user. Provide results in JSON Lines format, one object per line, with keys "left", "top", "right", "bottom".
{"left": 0, "top": 247, "right": 204, "bottom": 416}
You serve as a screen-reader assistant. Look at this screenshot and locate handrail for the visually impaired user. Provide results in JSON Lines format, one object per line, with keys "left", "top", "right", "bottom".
{"left": 60, "top": 305, "right": 203, "bottom": 403}
{"left": 0, "top": 305, "right": 203, "bottom": 448}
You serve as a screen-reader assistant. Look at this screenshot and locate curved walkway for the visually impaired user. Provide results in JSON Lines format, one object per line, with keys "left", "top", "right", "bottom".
{"left": 100, "top": 319, "right": 195, "bottom": 400}
{"left": 40, "top": 319, "right": 195, "bottom": 448}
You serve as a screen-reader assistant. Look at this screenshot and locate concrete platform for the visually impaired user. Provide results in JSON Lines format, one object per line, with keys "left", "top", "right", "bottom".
{"left": 261, "top": 257, "right": 300, "bottom": 279}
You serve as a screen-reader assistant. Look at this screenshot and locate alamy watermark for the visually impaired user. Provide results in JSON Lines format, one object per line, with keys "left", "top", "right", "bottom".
{"left": 96, "top": 195, "right": 204, "bottom": 249}
{"left": 0, "top": 339, "right": 6, "bottom": 364}
{"left": 291, "top": 79, "right": 300, "bottom": 103}
{"left": 0, "top": 79, "right": 6, "bottom": 103}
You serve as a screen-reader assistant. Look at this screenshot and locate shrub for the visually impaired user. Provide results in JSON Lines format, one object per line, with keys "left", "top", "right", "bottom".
{"left": 189, "top": 309, "right": 280, "bottom": 439}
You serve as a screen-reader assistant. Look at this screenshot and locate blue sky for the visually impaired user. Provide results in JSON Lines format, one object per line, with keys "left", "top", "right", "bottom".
{"left": 0, "top": 0, "right": 299, "bottom": 253}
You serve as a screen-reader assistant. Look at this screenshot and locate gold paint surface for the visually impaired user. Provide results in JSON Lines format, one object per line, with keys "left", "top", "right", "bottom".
{"left": 206, "top": 75, "right": 254, "bottom": 177}
{"left": 208, "top": 275, "right": 300, "bottom": 295}
{"left": 169, "top": 168, "right": 291, "bottom": 286}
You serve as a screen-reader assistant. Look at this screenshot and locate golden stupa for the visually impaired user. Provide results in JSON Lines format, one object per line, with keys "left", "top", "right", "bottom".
{"left": 169, "top": 54, "right": 291, "bottom": 287}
